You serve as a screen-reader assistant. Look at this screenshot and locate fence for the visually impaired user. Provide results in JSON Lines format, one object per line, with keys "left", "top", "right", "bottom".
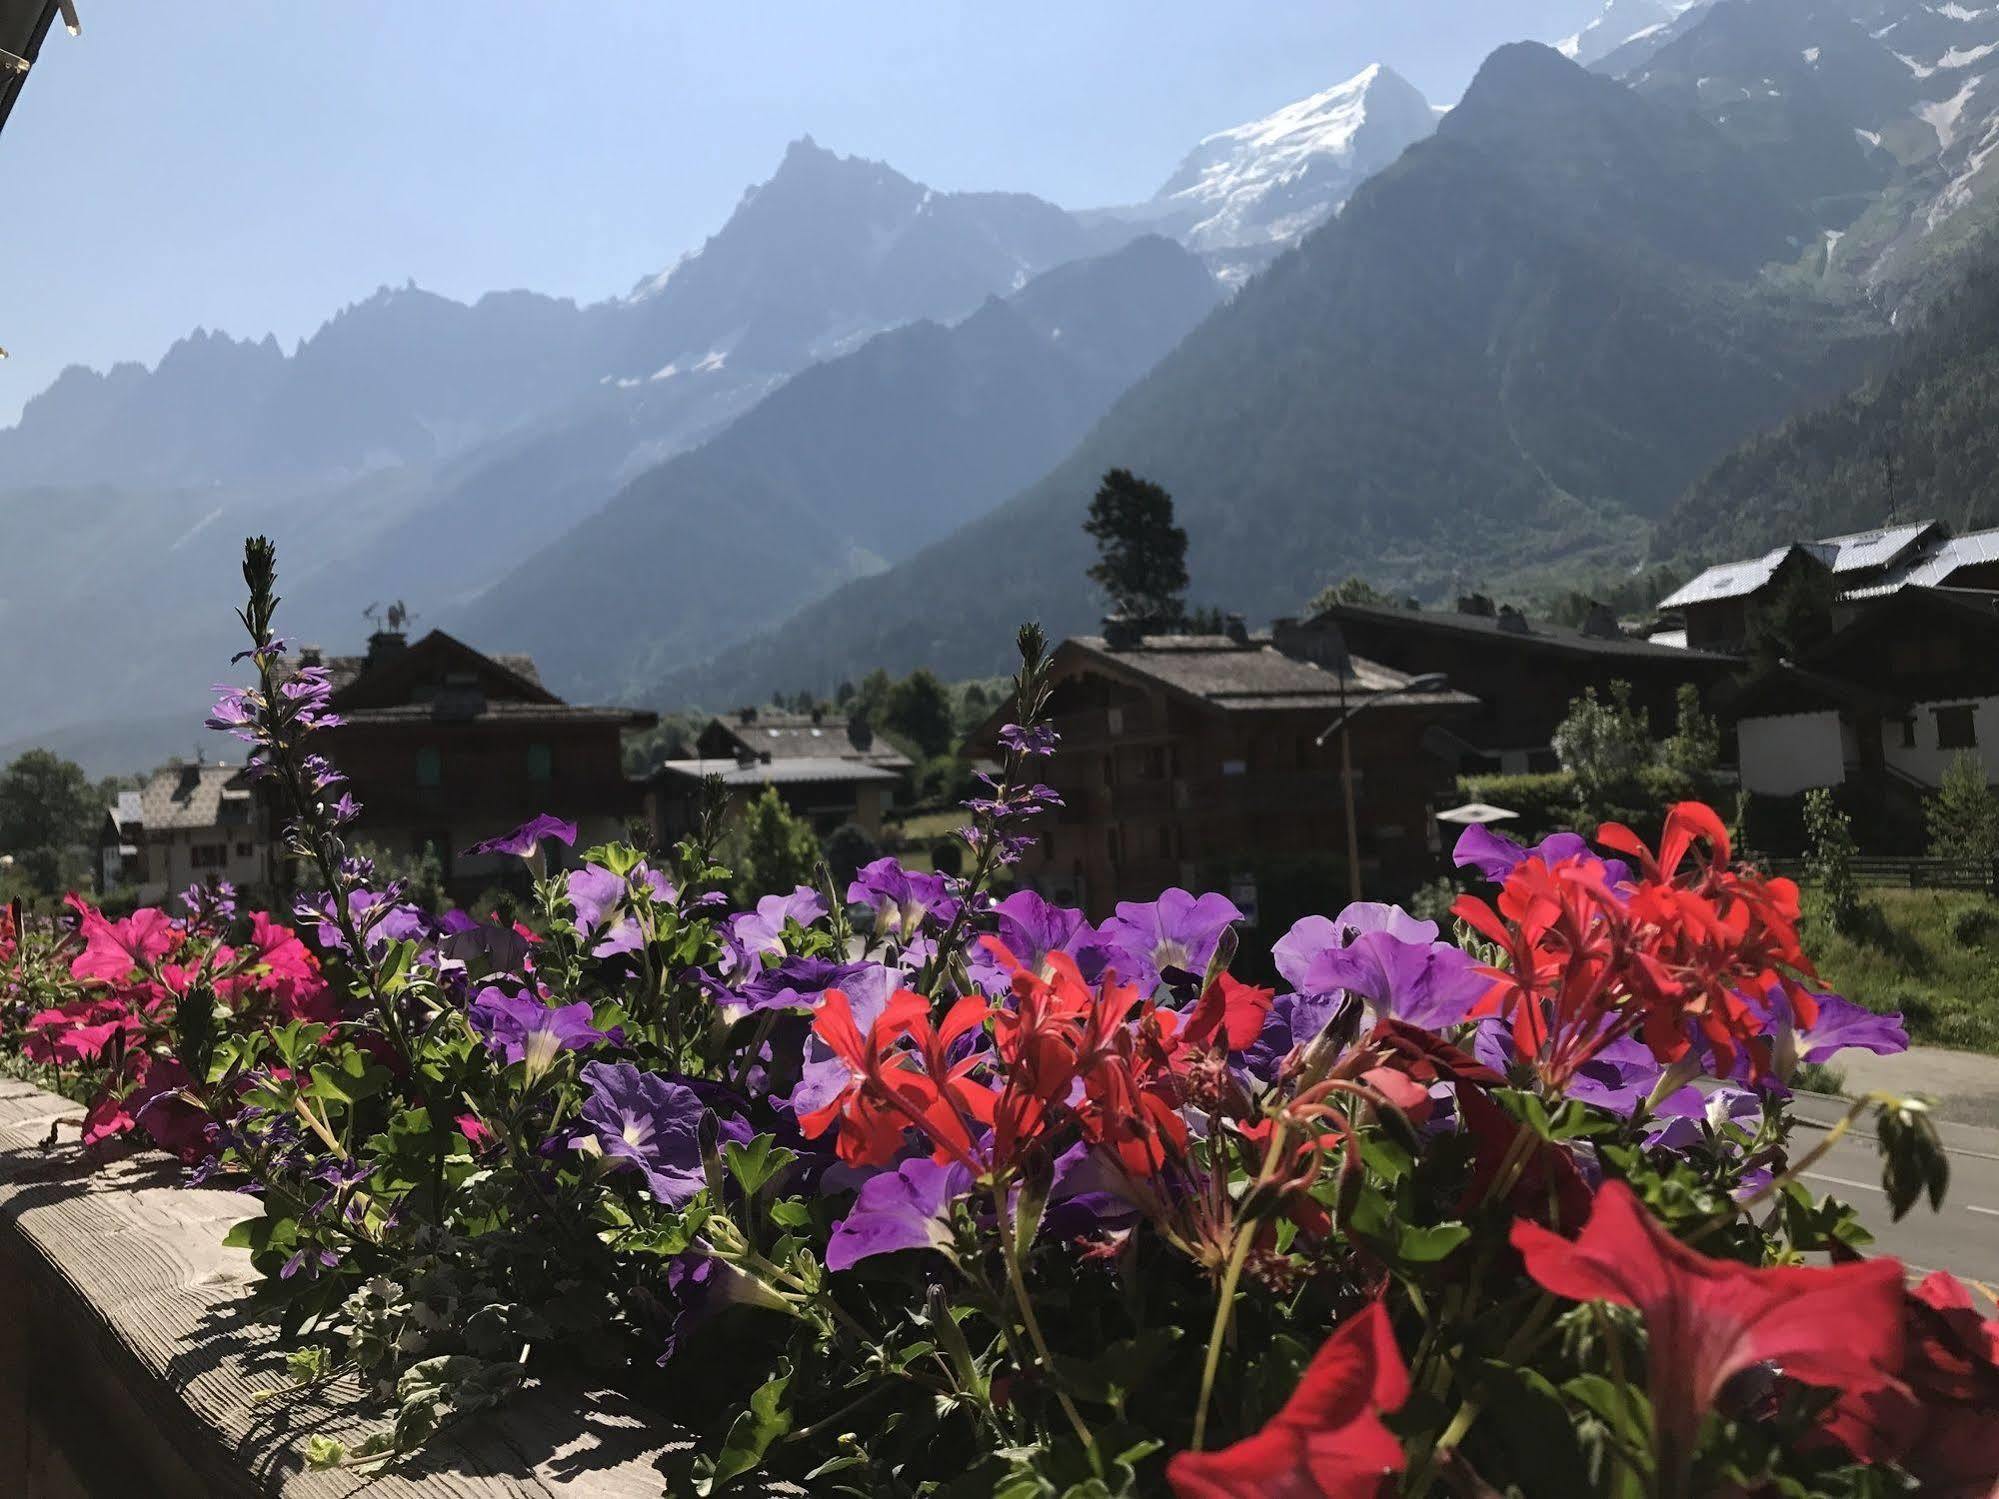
{"left": 1765, "top": 856, "right": 1999, "bottom": 893}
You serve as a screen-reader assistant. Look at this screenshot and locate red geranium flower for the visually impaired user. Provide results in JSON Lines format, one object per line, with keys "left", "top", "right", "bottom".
{"left": 1166, "top": 1298, "right": 1409, "bottom": 1499}
{"left": 1513, "top": 1181, "right": 1904, "bottom": 1487}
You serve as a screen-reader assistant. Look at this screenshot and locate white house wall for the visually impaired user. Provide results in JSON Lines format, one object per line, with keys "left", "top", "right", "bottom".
{"left": 1882, "top": 695, "right": 1999, "bottom": 786}
{"left": 1739, "top": 711, "right": 1847, "bottom": 796}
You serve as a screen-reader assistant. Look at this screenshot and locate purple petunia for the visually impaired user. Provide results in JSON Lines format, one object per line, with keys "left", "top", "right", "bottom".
{"left": 825, "top": 1157, "right": 974, "bottom": 1271}
{"left": 468, "top": 987, "right": 612, "bottom": 1078}
{"left": 848, "top": 858, "right": 959, "bottom": 942}
{"left": 566, "top": 862, "right": 676, "bottom": 957}
{"left": 579, "top": 1061, "right": 748, "bottom": 1208}
{"left": 968, "top": 890, "right": 1106, "bottom": 993}
{"left": 465, "top": 814, "right": 578, "bottom": 860}
{"left": 1743, "top": 980, "right": 1908, "bottom": 1078}
{"left": 728, "top": 886, "right": 829, "bottom": 968}
{"left": 1096, "top": 889, "right": 1243, "bottom": 994}
{"left": 1271, "top": 903, "right": 1486, "bottom": 1031}
{"left": 788, "top": 965, "right": 904, "bottom": 1119}
{"left": 1453, "top": 825, "right": 1632, "bottom": 889}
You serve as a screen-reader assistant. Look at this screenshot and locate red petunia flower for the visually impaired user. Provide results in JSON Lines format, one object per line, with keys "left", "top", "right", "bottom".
{"left": 1165, "top": 1298, "right": 1409, "bottom": 1499}
{"left": 1513, "top": 1181, "right": 1904, "bottom": 1487}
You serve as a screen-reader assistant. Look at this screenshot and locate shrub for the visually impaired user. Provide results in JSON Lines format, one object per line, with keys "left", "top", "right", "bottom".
{"left": 1804, "top": 787, "right": 1864, "bottom": 936}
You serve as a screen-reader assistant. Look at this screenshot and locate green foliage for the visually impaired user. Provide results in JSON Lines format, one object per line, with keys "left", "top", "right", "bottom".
{"left": 1926, "top": 751, "right": 1999, "bottom": 862}
{"left": 1305, "top": 575, "right": 1397, "bottom": 613}
{"left": 1551, "top": 683, "right": 1654, "bottom": 823}
{"left": 1084, "top": 468, "right": 1188, "bottom": 624}
{"left": 0, "top": 748, "right": 97, "bottom": 894}
{"left": 1745, "top": 562, "right": 1836, "bottom": 665}
{"left": 821, "top": 821, "right": 879, "bottom": 887}
{"left": 728, "top": 787, "right": 822, "bottom": 901}
{"left": 1804, "top": 788, "right": 1863, "bottom": 937}
{"left": 882, "top": 668, "right": 957, "bottom": 759}
{"left": 1808, "top": 887, "right": 1999, "bottom": 1053}
{"left": 1661, "top": 682, "right": 1721, "bottom": 780}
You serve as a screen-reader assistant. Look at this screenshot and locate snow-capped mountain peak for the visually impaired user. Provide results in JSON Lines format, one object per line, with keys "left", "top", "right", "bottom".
{"left": 1559, "top": 0, "right": 1710, "bottom": 69}
{"left": 1144, "top": 62, "right": 1437, "bottom": 253}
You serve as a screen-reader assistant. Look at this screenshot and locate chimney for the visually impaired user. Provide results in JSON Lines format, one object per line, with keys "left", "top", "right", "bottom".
{"left": 1223, "top": 613, "right": 1250, "bottom": 645}
{"left": 1496, "top": 605, "right": 1531, "bottom": 635}
{"left": 848, "top": 712, "right": 875, "bottom": 752}
{"left": 298, "top": 644, "right": 323, "bottom": 668}
{"left": 364, "top": 629, "right": 408, "bottom": 669}
{"left": 1456, "top": 593, "right": 1495, "bottom": 618}
{"left": 1103, "top": 614, "right": 1144, "bottom": 650}
{"left": 737, "top": 706, "right": 757, "bottom": 726}
{"left": 810, "top": 706, "right": 824, "bottom": 725}
{"left": 1580, "top": 602, "right": 1623, "bottom": 640}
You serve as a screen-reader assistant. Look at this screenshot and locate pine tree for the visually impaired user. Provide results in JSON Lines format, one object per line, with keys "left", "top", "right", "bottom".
{"left": 1661, "top": 682, "right": 1721, "bottom": 780}
{"left": 731, "top": 787, "right": 822, "bottom": 902}
{"left": 1927, "top": 751, "right": 1999, "bottom": 862}
{"left": 1084, "top": 469, "right": 1189, "bottom": 624}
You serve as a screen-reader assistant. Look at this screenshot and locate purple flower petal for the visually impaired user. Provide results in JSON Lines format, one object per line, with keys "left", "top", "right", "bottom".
{"left": 825, "top": 1158, "right": 973, "bottom": 1271}
{"left": 464, "top": 814, "right": 578, "bottom": 860}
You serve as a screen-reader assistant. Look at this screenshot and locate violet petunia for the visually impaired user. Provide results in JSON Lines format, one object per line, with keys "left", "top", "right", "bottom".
{"left": 1452, "top": 825, "right": 1633, "bottom": 889}
{"left": 1096, "top": 888, "right": 1243, "bottom": 993}
{"left": 847, "top": 859, "right": 958, "bottom": 942}
{"left": 1272, "top": 903, "right": 1485, "bottom": 1031}
{"left": 787, "top": 966, "right": 904, "bottom": 1119}
{"left": 464, "top": 814, "right": 578, "bottom": 860}
{"left": 967, "top": 890, "right": 1106, "bottom": 993}
{"left": 1743, "top": 981, "right": 1909, "bottom": 1077}
{"left": 579, "top": 1061, "right": 748, "bottom": 1207}
{"left": 567, "top": 862, "right": 676, "bottom": 957}
{"left": 468, "top": 987, "right": 612, "bottom": 1079}
{"left": 728, "top": 886, "right": 829, "bottom": 968}
{"left": 825, "top": 1157, "right": 974, "bottom": 1271}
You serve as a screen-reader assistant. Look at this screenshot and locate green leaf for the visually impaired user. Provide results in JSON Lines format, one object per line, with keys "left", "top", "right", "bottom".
{"left": 1394, "top": 1221, "right": 1472, "bottom": 1264}
{"left": 302, "top": 1435, "right": 345, "bottom": 1469}
{"left": 724, "top": 1134, "right": 797, "bottom": 1197}
{"left": 703, "top": 1358, "right": 794, "bottom": 1490}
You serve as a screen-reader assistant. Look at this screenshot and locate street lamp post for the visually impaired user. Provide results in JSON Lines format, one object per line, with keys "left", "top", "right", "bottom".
{"left": 1316, "top": 668, "right": 1449, "bottom": 904}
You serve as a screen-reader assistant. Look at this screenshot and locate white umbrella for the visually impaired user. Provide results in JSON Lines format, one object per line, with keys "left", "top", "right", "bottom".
{"left": 1435, "top": 801, "right": 1518, "bottom": 827}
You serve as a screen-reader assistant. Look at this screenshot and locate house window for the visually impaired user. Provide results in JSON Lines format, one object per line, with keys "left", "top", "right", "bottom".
{"left": 526, "top": 742, "right": 553, "bottom": 782}
{"left": 1156, "top": 825, "right": 1174, "bottom": 859}
{"left": 1900, "top": 717, "right": 1918, "bottom": 749}
{"left": 234, "top": 841, "right": 254, "bottom": 857}
{"left": 1106, "top": 827, "right": 1121, "bottom": 864}
{"left": 416, "top": 747, "right": 443, "bottom": 787}
{"left": 1935, "top": 705, "right": 1979, "bottom": 751}
{"left": 1221, "top": 759, "right": 1247, "bottom": 777}
{"left": 190, "top": 843, "right": 228, "bottom": 870}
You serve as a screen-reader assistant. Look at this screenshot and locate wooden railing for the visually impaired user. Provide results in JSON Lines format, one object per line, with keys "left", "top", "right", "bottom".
{"left": 1765, "top": 856, "right": 1999, "bottom": 892}
{"left": 0, "top": 1078, "right": 737, "bottom": 1497}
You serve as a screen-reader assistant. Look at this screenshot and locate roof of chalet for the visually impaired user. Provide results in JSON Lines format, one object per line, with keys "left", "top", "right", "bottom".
{"left": 0, "top": 2, "right": 71, "bottom": 139}
{"left": 286, "top": 630, "right": 652, "bottom": 731}
{"left": 1660, "top": 520, "right": 1943, "bottom": 610}
{"left": 1313, "top": 602, "right": 1740, "bottom": 665}
{"left": 703, "top": 712, "right": 912, "bottom": 771}
{"left": 137, "top": 762, "right": 253, "bottom": 833}
{"left": 1065, "top": 633, "right": 1478, "bottom": 713}
{"left": 651, "top": 757, "right": 903, "bottom": 788}
{"left": 1717, "top": 661, "right": 1906, "bottom": 721}
{"left": 1844, "top": 526, "right": 1999, "bottom": 599}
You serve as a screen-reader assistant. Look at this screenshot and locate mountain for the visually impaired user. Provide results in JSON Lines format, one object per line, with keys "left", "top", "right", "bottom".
{"left": 653, "top": 42, "right": 1885, "bottom": 709}
{"left": 1561, "top": 0, "right": 1711, "bottom": 67}
{"left": 1655, "top": 228, "right": 1999, "bottom": 558}
{"left": 448, "top": 235, "right": 1222, "bottom": 700}
{"left": 609, "top": 137, "right": 1134, "bottom": 378}
{"left": 1100, "top": 65, "right": 1438, "bottom": 264}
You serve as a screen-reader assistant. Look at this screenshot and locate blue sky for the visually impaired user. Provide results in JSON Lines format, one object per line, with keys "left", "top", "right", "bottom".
{"left": 0, "top": 1, "right": 1595, "bottom": 423}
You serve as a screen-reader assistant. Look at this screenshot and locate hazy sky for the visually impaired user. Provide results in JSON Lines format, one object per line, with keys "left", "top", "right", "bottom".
{"left": 0, "top": 1, "right": 1596, "bottom": 423}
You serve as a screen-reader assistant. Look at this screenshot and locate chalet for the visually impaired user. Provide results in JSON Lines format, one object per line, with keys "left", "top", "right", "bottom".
{"left": 103, "top": 763, "right": 270, "bottom": 902}
{"left": 305, "top": 628, "right": 654, "bottom": 888}
{"left": 1659, "top": 520, "right": 1947, "bottom": 650}
{"left": 1286, "top": 600, "right": 1740, "bottom": 775}
{"left": 651, "top": 709, "right": 911, "bottom": 840}
{"left": 1846, "top": 524, "right": 1999, "bottom": 598}
{"left": 1726, "top": 586, "right": 1999, "bottom": 801}
{"left": 972, "top": 624, "right": 1476, "bottom": 916}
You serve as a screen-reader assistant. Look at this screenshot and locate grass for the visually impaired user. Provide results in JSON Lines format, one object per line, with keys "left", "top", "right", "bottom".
{"left": 1804, "top": 886, "right": 1999, "bottom": 1056}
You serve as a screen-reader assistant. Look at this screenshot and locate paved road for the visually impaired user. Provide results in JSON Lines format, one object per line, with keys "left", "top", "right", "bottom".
{"left": 1788, "top": 1095, "right": 1999, "bottom": 1285}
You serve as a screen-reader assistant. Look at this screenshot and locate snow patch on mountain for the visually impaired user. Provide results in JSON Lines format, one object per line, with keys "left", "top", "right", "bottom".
{"left": 1559, "top": 0, "right": 1709, "bottom": 68}
{"left": 1141, "top": 63, "right": 1437, "bottom": 253}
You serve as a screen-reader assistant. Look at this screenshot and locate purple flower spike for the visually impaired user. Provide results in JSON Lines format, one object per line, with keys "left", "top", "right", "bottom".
{"left": 825, "top": 1158, "right": 973, "bottom": 1271}
{"left": 580, "top": 1061, "right": 747, "bottom": 1208}
{"left": 1097, "top": 889, "right": 1243, "bottom": 993}
{"left": 465, "top": 813, "right": 578, "bottom": 860}
{"left": 468, "top": 987, "right": 612, "bottom": 1078}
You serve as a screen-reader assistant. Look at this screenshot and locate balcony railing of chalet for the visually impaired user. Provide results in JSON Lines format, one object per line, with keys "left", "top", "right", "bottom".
{"left": 0, "top": 1078, "right": 794, "bottom": 1498}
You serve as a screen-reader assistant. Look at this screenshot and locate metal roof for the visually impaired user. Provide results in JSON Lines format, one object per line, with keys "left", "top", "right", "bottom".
{"left": 1661, "top": 521, "right": 1944, "bottom": 610}
{"left": 1845, "top": 525, "right": 1999, "bottom": 598}
{"left": 1070, "top": 634, "right": 1477, "bottom": 713}
{"left": 652, "top": 757, "right": 903, "bottom": 788}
